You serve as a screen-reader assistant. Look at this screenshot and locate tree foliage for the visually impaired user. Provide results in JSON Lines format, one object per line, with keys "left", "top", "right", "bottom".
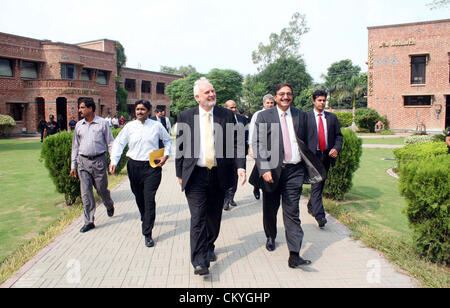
{"left": 160, "top": 65, "right": 197, "bottom": 76}
{"left": 252, "top": 12, "right": 309, "bottom": 71}
{"left": 427, "top": 0, "right": 449, "bottom": 9}
{"left": 115, "top": 41, "right": 128, "bottom": 113}
{"left": 0, "top": 114, "right": 16, "bottom": 136}
{"left": 242, "top": 75, "right": 270, "bottom": 115}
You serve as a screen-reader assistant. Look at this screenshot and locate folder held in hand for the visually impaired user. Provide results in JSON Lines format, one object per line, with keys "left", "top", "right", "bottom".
{"left": 149, "top": 148, "right": 165, "bottom": 168}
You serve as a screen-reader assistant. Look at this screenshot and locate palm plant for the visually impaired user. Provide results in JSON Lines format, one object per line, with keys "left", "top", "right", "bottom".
{"left": 336, "top": 75, "right": 365, "bottom": 131}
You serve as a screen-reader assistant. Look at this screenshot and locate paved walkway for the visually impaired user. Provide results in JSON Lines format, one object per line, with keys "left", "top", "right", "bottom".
{"left": 2, "top": 158, "right": 417, "bottom": 288}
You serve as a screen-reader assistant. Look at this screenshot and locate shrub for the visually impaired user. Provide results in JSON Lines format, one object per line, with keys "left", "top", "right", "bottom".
{"left": 323, "top": 128, "right": 363, "bottom": 200}
{"left": 110, "top": 128, "right": 128, "bottom": 174}
{"left": 405, "top": 135, "right": 435, "bottom": 145}
{"left": 354, "top": 108, "right": 380, "bottom": 132}
{"left": 0, "top": 114, "right": 16, "bottom": 136}
{"left": 41, "top": 129, "right": 128, "bottom": 206}
{"left": 380, "top": 129, "right": 395, "bottom": 135}
{"left": 334, "top": 112, "right": 353, "bottom": 128}
{"left": 394, "top": 142, "right": 447, "bottom": 170}
{"left": 399, "top": 155, "right": 450, "bottom": 264}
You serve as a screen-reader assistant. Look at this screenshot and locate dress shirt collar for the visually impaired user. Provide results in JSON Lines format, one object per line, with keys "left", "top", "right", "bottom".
{"left": 199, "top": 106, "right": 214, "bottom": 117}
{"left": 314, "top": 109, "right": 325, "bottom": 118}
{"left": 80, "top": 115, "right": 101, "bottom": 125}
{"left": 276, "top": 106, "right": 292, "bottom": 117}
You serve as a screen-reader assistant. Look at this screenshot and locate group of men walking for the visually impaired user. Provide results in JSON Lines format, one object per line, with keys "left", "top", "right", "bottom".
{"left": 69, "top": 77, "right": 343, "bottom": 277}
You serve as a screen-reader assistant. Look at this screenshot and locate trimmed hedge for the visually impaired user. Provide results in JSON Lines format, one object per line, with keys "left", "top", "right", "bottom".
{"left": 355, "top": 108, "right": 380, "bottom": 133}
{"left": 334, "top": 112, "right": 353, "bottom": 128}
{"left": 323, "top": 128, "right": 363, "bottom": 200}
{"left": 41, "top": 128, "right": 128, "bottom": 206}
{"left": 394, "top": 142, "right": 447, "bottom": 170}
{"left": 0, "top": 114, "right": 16, "bottom": 136}
{"left": 405, "top": 135, "right": 435, "bottom": 145}
{"left": 399, "top": 155, "right": 449, "bottom": 264}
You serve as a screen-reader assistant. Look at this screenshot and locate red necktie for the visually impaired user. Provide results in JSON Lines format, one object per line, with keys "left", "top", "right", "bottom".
{"left": 318, "top": 113, "right": 326, "bottom": 152}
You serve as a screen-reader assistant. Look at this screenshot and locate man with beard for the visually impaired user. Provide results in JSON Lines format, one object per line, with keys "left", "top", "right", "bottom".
{"left": 110, "top": 100, "right": 172, "bottom": 248}
{"left": 70, "top": 98, "right": 115, "bottom": 233}
{"left": 176, "top": 78, "right": 246, "bottom": 276}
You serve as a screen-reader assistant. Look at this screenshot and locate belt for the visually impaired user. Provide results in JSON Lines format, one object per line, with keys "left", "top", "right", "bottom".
{"left": 281, "top": 162, "right": 301, "bottom": 169}
{"left": 80, "top": 152, "right": 105, "bottom": 160}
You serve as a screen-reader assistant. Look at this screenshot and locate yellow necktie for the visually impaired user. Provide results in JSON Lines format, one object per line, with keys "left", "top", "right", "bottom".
{"left": 205, "top": 112, "right": 215, "bottom": 170}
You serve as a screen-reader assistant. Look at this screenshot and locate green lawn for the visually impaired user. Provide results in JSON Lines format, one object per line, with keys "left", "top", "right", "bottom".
{"left": 361, "top": 138, "right": 406, "bottom": 145}
{"left": 338, "top": 148, "right": 410, "bottom": 237}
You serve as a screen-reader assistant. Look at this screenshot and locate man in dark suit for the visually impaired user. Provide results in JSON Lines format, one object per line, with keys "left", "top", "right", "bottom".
{"left": 253, "top": 84, "right": 326, "bottom": 269}
{"left": 151, "top": 106, "right": 170, "bottom": 149}
{"left": 176, "top": 78, "right": 246, "bottom": 276}
{"left": 306, "top": 90, "right": 343, "bottom": 228}
{"left": 223, "top": 100, "right": 249, "bottom": 211}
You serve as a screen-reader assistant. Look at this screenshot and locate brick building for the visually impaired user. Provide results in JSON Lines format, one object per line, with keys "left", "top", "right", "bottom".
{"left": 367, "top": 19, "right": 450, "bottom": 133}
{"left": 0, "top": 33, "right": 181, "bottom": 134}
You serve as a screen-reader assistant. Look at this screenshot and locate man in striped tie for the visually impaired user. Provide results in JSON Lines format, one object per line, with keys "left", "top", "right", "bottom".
{"left": 306, "top": 90, "right": 343, "bottom": 229}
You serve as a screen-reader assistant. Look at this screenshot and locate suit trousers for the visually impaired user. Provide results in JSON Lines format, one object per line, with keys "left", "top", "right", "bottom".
{"left": 127, "top": 159, "right": 162, "bottom": 237}
{"left": 185, "top": 166, "right": 225, "bottom": 268}
{"left": 307, "top": 151, "right": 331, "bottom": 221}
{"left": 262, "top": 162, "right": 305, "bottom": 253}
{"left": 78, "top": 155, "right": 114, "bottom": 225}
{"left": 224, "top": 166, "right": 238, "bottom": 204}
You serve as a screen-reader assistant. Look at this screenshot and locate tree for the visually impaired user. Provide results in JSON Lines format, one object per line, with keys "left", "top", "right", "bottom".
{"left": 427, "top": 0, "right": 449, "bottom": 9}
{"left": 294, "top": 88, "right": 315, "bottom": 112}
{"left": 160, "top": 65, "right": 197, "bottom": 76}
{"left": 115, "top": 41, "right": 128, "bottom": 113}
{"left": 336, "top": 74, "right": 365, "bottom": 130}
{"left": 166, "top": 73, "right": 203, "bottom": 116}
{"left": 255, "top": 57, "right": 313, "bottom": 99}
{"left": 241, "top": 75, "right": 269, "bottom": 115}
{"left": 252, "top": 12, "right": 309, "bottom": 71}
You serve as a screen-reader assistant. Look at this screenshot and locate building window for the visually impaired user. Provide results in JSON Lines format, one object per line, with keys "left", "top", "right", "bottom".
{"left": 81, "top": 68, "right": 92, "bottom": 81}
{"left": 96, "top": 70, "right": 108, "bottom": 85}
{"left": 141, "top": 80, "right": 151, "bottom": 93}
{"left": 125, "top": 79, "right": 136, "bottom": 92}
{"left": 411, "top": 56, "right": 427, "bottom": 84}
{"left": 61, "top": 64, "right": 76, "bottom": 79}
{"left": 156, "top": 82, "right": 165, "bottom": 94}
{"left": 404, "top": 96, "right": 432, "bottom": 106}
{"left": 0, "top": 58, "right": 13, "bottom": 77}
{"left": 20, "top": 61, "right": 38, "bottom": 79}
{"left": 9, "top": 104, "right": 24, "bottom": 121}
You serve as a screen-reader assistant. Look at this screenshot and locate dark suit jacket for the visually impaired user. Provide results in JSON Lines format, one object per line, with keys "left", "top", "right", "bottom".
{"left": 236, "top": 114, "right": 249, "bottom": 156}
{"left": 150, "top": 116, "right": 169, "bottom": 132}
{"left": 305, "top": 111, "right": 343, "bottom": 167}
{"left": 176, "top": 106, "right": 246, "bottom": 192}
{"left": 251, "top": 107, "right": 326, "bottom": 193}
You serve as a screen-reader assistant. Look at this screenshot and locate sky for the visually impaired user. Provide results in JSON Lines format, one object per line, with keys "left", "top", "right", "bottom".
{"left": 0, "top": 0, "right": 449, "bottom": 82}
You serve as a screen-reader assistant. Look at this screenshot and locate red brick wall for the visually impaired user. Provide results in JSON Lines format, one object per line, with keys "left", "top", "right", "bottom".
{"left": 368, "top": 19, "right": 450, "bottom": 132}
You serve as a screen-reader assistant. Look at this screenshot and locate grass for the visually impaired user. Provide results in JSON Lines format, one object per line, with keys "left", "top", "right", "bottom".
{"left": 361, "top": 138, "right": 406, "bottom": 145}
{"left": 0, "top": 139, "right": 127, "bottom": 285}
{"left": 319, "top": 148, "right": 449, "bottom": 287}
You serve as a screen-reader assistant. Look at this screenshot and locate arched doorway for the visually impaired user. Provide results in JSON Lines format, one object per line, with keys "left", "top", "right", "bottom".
{"left": 56, "top": 97, "right": 68, "bottom": 131}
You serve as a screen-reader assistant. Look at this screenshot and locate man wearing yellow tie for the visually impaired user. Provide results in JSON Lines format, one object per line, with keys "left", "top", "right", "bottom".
{"left": 176, "top": 78, "right": 246, "bottom": 276}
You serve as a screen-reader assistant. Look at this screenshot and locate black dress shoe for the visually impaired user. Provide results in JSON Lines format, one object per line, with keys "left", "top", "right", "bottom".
{"left": 194, "top": 266, "right": 209, "bottom": 276}
{"left": 208, "top": 250, "right": 217, "bottom": 262}
{"left": 317, "top": 218, "right": 327, "bottom": 229}
{"left": 80, "top": 223, "right": 95, "bottom": 233}
{"left": 288, "top": 255, "right": 312, "bottom": 268}
{"left": 145, "top": 236, "right": 154, "bottom": 248}
{"left": 223, "top": 202, "right": 230, "bottom": 211}
{"left": 107, "top": 206, "right": 115, "bottom": 217}
{"left": 253, "top": 188, "right": 260, "bottom": 200}
{"left": 230, "top": 200, "right": 237, "bottom": 207}
{"left": 266, "top": 238, "right": 275, "bottom": 252}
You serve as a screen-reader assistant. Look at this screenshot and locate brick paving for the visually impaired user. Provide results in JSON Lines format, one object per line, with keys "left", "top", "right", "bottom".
{"left": 2, "top": 158, "right": 417, "bottom": 288}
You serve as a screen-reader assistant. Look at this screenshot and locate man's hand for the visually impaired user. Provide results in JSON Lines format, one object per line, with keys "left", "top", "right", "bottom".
{"left": 329, "top": 149, "right": 339, "bottom": 159}
{"left": 178, "top": 177, "right": 183, "bottom": 186}
{"left": 263, "top": 171, "right": 274, "bottom": 184}
{"left": 238, "top": 169, "right": 247, "bottom": 186}
{"left": 156, "top": 156, "right": 169, "bottom": 168}
{"left": 109, "top": 164, "right": 117, "bottom": 175}
{"left": 70, "top": 169, "right": 77, "bottom": 178}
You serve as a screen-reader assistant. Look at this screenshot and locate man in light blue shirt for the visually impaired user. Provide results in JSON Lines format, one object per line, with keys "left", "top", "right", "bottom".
{"left": 110, "top": 100, "right": 172, "bottom": 248}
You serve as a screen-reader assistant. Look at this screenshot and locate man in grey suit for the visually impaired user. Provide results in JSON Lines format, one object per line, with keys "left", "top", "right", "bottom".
{"left": 70, "top": 98, "right": 115, "bottom": 233}
{"left": 305, "top": 90, "right": 343, "bottom": 228}
{"left": 252, "top": 84, "right": 326, "bottom": 269}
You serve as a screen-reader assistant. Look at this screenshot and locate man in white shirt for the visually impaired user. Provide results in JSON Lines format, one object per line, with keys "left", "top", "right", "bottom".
{"left": 109, "top": 100, "right": 172, "bottom": 248}
{"left": 105, "top": 115, "right": 112, "bottom": 128}
{"left": 111, "top": 115, "right": 119, "bottom": 129}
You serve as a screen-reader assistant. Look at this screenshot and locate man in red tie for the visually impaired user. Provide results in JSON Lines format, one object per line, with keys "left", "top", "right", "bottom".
{"left": 306, "top": 90, "right": 343, "bottom": 228}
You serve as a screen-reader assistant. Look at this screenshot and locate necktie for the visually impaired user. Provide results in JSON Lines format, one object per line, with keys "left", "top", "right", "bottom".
{"left": 318, "top": 113, "right": 326, "bottom": 152}
{"left": 281, "top": 113, "right": 292, "bottom": 163}
{"left": 204, "top": 112, "right": 215, "bottom": 169}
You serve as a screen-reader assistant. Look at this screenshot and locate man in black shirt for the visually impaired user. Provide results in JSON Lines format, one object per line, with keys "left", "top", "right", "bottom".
{"left": 45, "top": 115, "right": 60, "bottom": 137}
{"left": 38, "top": 117, "right": 47, "bottom": 142}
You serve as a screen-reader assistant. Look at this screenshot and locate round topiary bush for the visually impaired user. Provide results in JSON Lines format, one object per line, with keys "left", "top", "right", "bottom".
{"left": 41, "top": 129, "right": 128, "bottom": 206}
{"left": 0, "top": 114, "right": 16, "bottom": 136}
{"left": 354, "top": 108, "right": 380, "bottom": 133}
{"left": 323, "top": 128, "right": 363, "bottom": 200}
{"left": 399, "top": 154, "right": 449, "bottom": 265}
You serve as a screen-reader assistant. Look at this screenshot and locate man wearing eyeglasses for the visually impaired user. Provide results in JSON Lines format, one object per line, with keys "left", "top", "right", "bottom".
{"left": 252, "top": 84, "right": 325, "bottom": 269}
